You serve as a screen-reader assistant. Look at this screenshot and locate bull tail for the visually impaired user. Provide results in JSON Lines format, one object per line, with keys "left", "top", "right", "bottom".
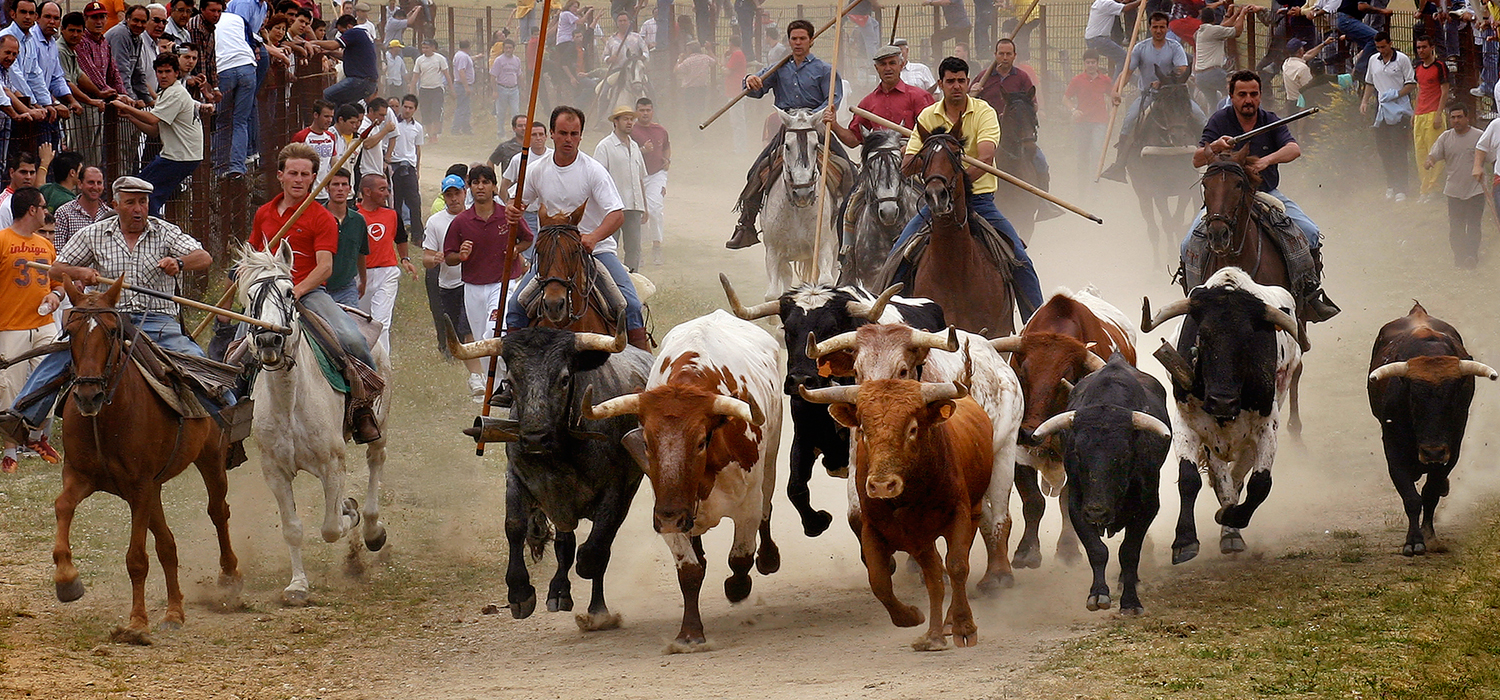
{"left": 525, "top": 506, "right": 554, "bottom": 562}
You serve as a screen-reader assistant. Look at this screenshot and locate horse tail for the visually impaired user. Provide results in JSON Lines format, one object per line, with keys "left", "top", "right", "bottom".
{"left": 525, "top": 504, "right": 554, "bottom": 562}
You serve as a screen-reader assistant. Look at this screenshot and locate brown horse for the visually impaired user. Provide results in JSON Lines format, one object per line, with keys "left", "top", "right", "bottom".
{"left": 1197, "top": 147, "right": 1305, "bottom": 434}
{"left": 530, "top": 203, "right": 614, "bottom": 335}
{"left": 902, "top": 121, "right": 1016, "bottom": 338}
{"left": 51, "top": 276, "right": 241, "bottom": 645}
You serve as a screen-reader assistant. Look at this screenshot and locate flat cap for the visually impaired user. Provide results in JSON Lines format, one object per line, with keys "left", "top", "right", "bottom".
{"left": 873, "top": 45, "right": 902, "bottom": 61}
{"left": 112, "top": 176, "right": 153, "bottom": 194}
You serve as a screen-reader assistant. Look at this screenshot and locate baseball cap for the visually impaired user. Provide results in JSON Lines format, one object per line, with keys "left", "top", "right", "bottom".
{"left": 441, "top": 174, "right": 465, "bottom": 192}
{"left": 1286, "top": 38, "right": 1306, "bottom": 54}
{"left": 113, "top": 176, "right": 153, "bottom": 194}
{"left": 83, "top": 1, "right": 107, "bottom": 15}
{"left": 873, "top": 45, "right": 902, "bottom": 61}
{"left": 388, "top": 39, "right": 404, "bottom": 48}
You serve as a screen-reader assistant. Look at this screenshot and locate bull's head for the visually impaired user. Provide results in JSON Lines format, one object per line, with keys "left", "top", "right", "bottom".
{"left": 1143, "top": 288, "right": 1298, "bottom": 421}
{"left": 806, "top": 324, "right": 955, "bottom": 383}
{"left": 1031, "top": 403, "right": 1170, "bottom": 529}
{"left": 585, "top": 385, "right": 764, "bottom": 534}
{"left": 1370, "top": 356, "right": 1496, "bottom": 465}
{"left": 800, "top": 379, "right": 967, "bottom": 500}
{"left": 991, "top": 333, "right": 1106, "bottom": 445}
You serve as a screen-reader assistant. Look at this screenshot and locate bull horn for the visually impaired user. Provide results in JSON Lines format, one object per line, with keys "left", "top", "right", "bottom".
{"left": 847, "top": 283, "right": 904, "bottom": 321}
{"left": 582, "top": 385, "right": 643, "bottom": 420}
{"left": 807, "top": 330, "right": 859, "bottom": 359}
{"left": 720, "top": 273, "right": 781, "bottom": 320}
{"left": 989, "top": 335, "right": 1024, "bottom": 354}
{"left": 911, "top": 326, "right": 959, "bottom": 352}
{"left": 1460, "top": 360, "right": 1500, "bottom": 380}
{"left": 1081, "top": 351, "right": 1106, "bottom": 373}
{"left": 444, "top": 316, "right": 504, "bottom": 359}
{"left": 711, "top": 394, "right": 764, "bottom": 425}
{"left": 1142, "top": 297, "right": 1192, "bottom": 332}
{"left": 1263, "top": 304, "right": 1299, "bottom": 337}
{"left": 1368, "top": 362, "right": 1409, "bottom": 382}
{"left": 798, "top": 384, "right": 861, "bottom": 405}
{"left": 575, "top": 326, "right": 627, "bottom": 353}
{"left": 1059, "top": 378, "right": 1074, "bottom": 393}
{"left": 1131, "top": 411, "right": 1172, "bottom": 437}
{"left": 1031, "top": 410, "right": 1076, "bottom": 439}
{"left": 920, "top": 380, "right": 968, "bottom": 404}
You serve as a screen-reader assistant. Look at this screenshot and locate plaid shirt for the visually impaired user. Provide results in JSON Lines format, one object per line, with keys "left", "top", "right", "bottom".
{"left": 58, "top": 215, "right": 201, "bottom": 314}
{"left": 186, "top": 15, "right": 217, "bottom": 88}
{"left": 76, "top": 31, "right": 125, "bottom": 94}
{"left": 53, "top": 199, "right": 114, "bottom": 248}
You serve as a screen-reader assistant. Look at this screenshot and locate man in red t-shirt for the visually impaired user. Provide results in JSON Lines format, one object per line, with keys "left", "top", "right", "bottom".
{"left": 1412, "top": 36, "right": 1449, "bottom": 202}
{"left": 1065, "top": 50, "right": 1114, "bottom": 190}
{"left": 251, "top": 142, "right": 382, "bottom": 443}
{"left": 354, "top": 173, "right": 417, "bottom": 353}
{"left": 630, "top": 97, "right": 670, "bottom": 265}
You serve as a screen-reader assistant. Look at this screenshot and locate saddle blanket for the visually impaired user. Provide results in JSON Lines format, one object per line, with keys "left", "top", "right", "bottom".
{"left": 879, "top": 209, "right": 1021, "bottom": 291}
{"left": 1181, "top": 196, "right": 1318, "bottom": 318}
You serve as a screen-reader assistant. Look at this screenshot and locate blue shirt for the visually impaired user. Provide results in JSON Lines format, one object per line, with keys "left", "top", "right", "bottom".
{"left": 226, "top": 0, "right": 268, "bottom": 45}
{"left": 1128, "top": 37, "right": 1188, "bottom": 93}
{"left": 31, "top": 26, "right": 70, "bottom": 101}
{"left": 1200, "top": 106, "right": 1294, "bottom": 192}
{"left": 339, "top": 26, "right": 379, "bottom": 82}
{"left": 744, "top": 53, "right": 843, "bottom": 111}
{"left": 0, "top": 23, "right": 51, "bottom": 105}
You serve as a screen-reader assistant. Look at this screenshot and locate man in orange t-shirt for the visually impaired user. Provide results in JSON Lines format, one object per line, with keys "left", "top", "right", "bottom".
{"left": 0, "top": 188, "right": 60, "bottom": 472}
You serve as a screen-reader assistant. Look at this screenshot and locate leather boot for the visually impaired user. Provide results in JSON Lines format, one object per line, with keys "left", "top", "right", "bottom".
{"left": 226, "top": 440, "right": 248, "bottom": 470}
{"left": 1303, "top": 247, "right": 1342, "bottom": 323}
{"left": 1099, "top": 157, "right": 1129, "bottom": 183}
{"left": 727, "top": 212, "right": 761, "bottom": 249}
{"left": 0, "top": 409, "right": 30, "bottom": 447}
{"left": 627, "top": 327, "right": 651, "bottom": 352}
{"left": 351, "top": 406, "right": 382, "bottom": 444}
{"left": 487, "top": 379, "right": 513, "bottom": 408}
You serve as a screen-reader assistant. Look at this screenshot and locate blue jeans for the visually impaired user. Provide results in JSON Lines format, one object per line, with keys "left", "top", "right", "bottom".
{"left": 505, "top": 250, "right": 643, "bottom": 331}
{"left": 139, "top": 157, "right": 199, "bottom": 216}
{"left": 1337, "top": 14, "right": 1378, "bottom": 83}
{"left": 327, "top": 279, "right": 361, "bottom": 306}
{"left": 324, "top": 76, "right": 378, "bottom": 106}
{"left": 890, "top": 191, "right": 1044, "bottom": 317}
{"left": 495, "top": 85, "right": 520, "bottom": 139}
{"left": 213, "top": 64, "right": 256, "bottom": 176}
{"left": 453, "top": 82, "right": 471, "bottom": 132}
{"left": 15, "top": 311, "right": 233, "bottom": 428}
{"left": 1182, "top": 188, "right": 1320, "bottom": 256}
{"left": 1087, "top": 35, "right": 1127, "bottom": 78}
{"left": 1484, "top": 33, "right": 1498, "bottom": 102}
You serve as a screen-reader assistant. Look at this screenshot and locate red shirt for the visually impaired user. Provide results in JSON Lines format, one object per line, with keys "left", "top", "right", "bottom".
{"left": 252, "top": 194, "right": 340, "bottom": 286}
{"left": 848, "top": 80, "right": 935, "bottom": 142}
{"left": 632, "top": 122, "right": 671, "bottom": 174}
{"left": 1066, "top": 71, "right": 1114, "bottom": 124}
{"left": 443, "top": 205, "right": 532, "bottom": 285}
{"left": 357, "top": 205, "right": 401, "bottom": 268}
{"left": 1414, "top": 60, "right": 1448, "bottom": 115}
{"left": 723, "top": 49, "right": 747, "bottom": 96}
{"left": 975, "top": 65, "right": 1036, "bottom": 116}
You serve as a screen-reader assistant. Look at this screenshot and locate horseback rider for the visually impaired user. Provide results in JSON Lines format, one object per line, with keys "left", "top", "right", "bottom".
{"left": 824, "top": 44, "right": 934, "bottom": 256}
{"left": 728, "top": 18, "right": 852, "bottom": 250}
{"left": 0, "top": 177, "right": 250, "bottom": 463}
{"left": 250, "top": 143, "right": 385, "bottom": 444}
{"left": 972, "top": 37, "right": 1062, "bottom": 220}
{"left": 504, "top": 105, "right": 651, "bottom": 352}
{"left": 603, "top": 13, "right": 648, "bottom": 70}
{"left": 1186, "top": 69, "right": 1340, "bottom": 322}
{"left": 891, "top": 56, "right": 1046, "bottom": 319}
{"left": 1100, "top": 12, "right": 1207, "bottom": 183}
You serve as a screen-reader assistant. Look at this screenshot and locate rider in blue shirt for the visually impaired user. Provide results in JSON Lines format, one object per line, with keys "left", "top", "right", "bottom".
{"left": 1100, "top": 12, "right": 1206, "bottom": 182}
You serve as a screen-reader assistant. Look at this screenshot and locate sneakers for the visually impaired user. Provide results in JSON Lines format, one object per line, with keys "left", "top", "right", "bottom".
{"left": 468, "top": 373, "right": 486, "bottom": 403}
{"left": 1472, "top": 86, "right": 1491, "bottom": 97}
{"left": 1483, "top": 112, "right": 1500, "bottom": 121}
{"left": 27, "top": 436, "right": 59, "bottom": 464}
{"left": 1385, "top": 188, "right": 1395, "bottom": 200}
{"left": 1394, "top": 192, "right": 1407, "bottom": 202}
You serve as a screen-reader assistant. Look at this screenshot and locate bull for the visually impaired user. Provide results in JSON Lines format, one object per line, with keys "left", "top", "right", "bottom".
{"left": 1142, "top": 267, "right": 1301, "bottom": 563}
{"left": 1368, "top": 302, "right": 1497, "bottom": 556}
{"left": 801, "top": 378, "right": 991, "bottom": 652}
{"left": 1029, "top": 354, "right": 1171, "bottom": 615}
{"left": 446, "top": 324, "right": 651, "bottom": 631}
{"left": 584, "top": 310, "right": 783, "bottom": 652}
{"left": 720, "top": 274, "right": 943, "bottom": 537}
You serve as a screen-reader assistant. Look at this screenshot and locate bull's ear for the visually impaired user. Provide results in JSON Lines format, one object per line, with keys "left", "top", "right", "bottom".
{"left": 816, "top": 351, "right": 856, "bottom": 378}
{"left": 922, "top": 400, "right": 956, "bottom": 425}
{"left": 621, "top": 428, "right": 649, "bottom": 470}
{"left": 828, "top": 402, "right": 858, "bottom": 429}
{"left": 571, "top": 350, "right": 612, "bottom": 373}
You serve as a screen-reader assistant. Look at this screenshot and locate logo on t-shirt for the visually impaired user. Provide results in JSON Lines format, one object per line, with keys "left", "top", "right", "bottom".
{"left": 368, "top": 222, "right": 387, "bottom": 242}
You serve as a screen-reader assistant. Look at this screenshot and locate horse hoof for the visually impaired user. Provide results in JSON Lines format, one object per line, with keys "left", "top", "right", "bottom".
{"left": 55, "top": 577, "right": 85, "bottom": 603}
{"left": 575, "top": 611, "right": 623, "bottom": 632}
{"left": 365, "top": 528, "right": 387, "bottom": 552}
{"left": 664, "top": 636, "right": 714, "bottom": 654}
{"left": 281, "top": 588, "right": 309, "bottom": 607}
{"left": 510, "top": 592, "right": 537, "bottom": 620}
{"left": 1086, "top": 594, "right": 1112, "bottom": 612}
{"left": 1116, "top": 605, "right": 1146, "bottom": 618}
{"left": 1011, "top": 548, "right": 1042, "bottom": 570}
{"left": 1172, "top": 542, "right": 1200, "bottom": 565}
{"left": 724, "top": 574, "right": 752, "bottom": 603}
{"left": 1220, "top": 534, "right": 1246, "bottom": 555}
{"left": 109, "top": 626, "right": 152, "bottom": 646}
{"left": 155, "top": 618, "right": 183, "bottom": 632}
{"left": 802, "top": 510, "right": 833, "bottom": 538}
{"left": 341, "top": 498, "right": 361, "bottom": 528}
{"left": 547, "top": 594, "right": 573, "bottom": 613}
{"left": 1402, "top": 541, "right": 1426, "bottom": 557}
{"left": 911, "top": 634, "right": 949, "bottom": 652}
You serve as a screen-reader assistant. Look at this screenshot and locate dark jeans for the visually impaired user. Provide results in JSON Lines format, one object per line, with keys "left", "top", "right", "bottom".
{"left": 324, "top": 76, "right": 378, "bottom": 106}
{"left": 1337, "top": 14, "right": 1378, "bottom": 84}
{"left": 1373, "top": 119, "right": 1412, "bottom": 195}
{"left": 735, "top": 0, "right": 755, "bottom": 58}
{"left": 419, "top": 86, "right": 445, "bottom": 130}
{"left": 890, "top": 191, "right": 1044, "bottom": 318}
{"left": 301, "top": 288, "right": 377, "bottom": 368}
{"left": 1451, "top": 193, "right": 1485, "bottom": 268}
{"left": 974, "top": 0, "right": 996, "bottom": 59}
{"left": 390, "top": 161, "right": 422, "bottom": 230}
{"left": 139, "top": 157, "right": 198, "bottom": 216}
{"left": 452, "top": 82, "right": 470, "bottom": 133}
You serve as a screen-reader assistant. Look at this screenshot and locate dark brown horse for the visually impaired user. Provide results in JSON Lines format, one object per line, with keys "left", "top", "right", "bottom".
{"left": 531, "top": 203, "right": 615, "bottom": 335}
{"left": 51, "top": 276, "right": 241, "bottom": 645}
{"left": 902, "top": 121, "right": 1016, "bottom": 338}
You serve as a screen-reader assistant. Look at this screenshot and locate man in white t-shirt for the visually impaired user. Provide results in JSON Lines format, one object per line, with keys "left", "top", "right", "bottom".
{"left": 501, "top": 120, "right": 549, "bottom": 234}
{"left": 411, "top": 38, "right": 449, "bottom": 141}
{"left": 422, "top": 173, "right": 487, "bottom": 399}
{"left": 894, "top": 39, "right": 935, "bottom": 92}
{"left": 504, "top": 106, "right": 647, "bottom": 351}
{"left": 295, "top": 99, "right": 339, "bottom": 201}
{"left": 1360, "top": 31, "right": 1416, "bottom": 200}
{"left": 355, "top": 96, "right": 397, "bottom": 187}
{"left": 1084, "top": 0, "right": 1141, "bottom": 77}
{"left": 113, "top": 52, "right": 206, "bottom": 215}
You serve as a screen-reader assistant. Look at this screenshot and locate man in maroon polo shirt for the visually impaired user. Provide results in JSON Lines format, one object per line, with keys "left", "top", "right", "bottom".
{"left": 442, "top": 164, "right": 531, "bottom": 345}
{"left": 972, "top": 37, "right": 1054, "bottom": 213}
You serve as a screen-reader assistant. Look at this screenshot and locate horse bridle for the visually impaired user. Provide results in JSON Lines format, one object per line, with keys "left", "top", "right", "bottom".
{"left": 782, "top": 124, "right": 822, "bottom": 193}
{"left": 999, "top": 95, "right": 1039, "bottom": 161}
{"left": 246, "top": 273, "right": 298, "bottom": 370}
{"left": 866, "top": 144, "right": 907, "bottom": 210}
{"left": 1200, "top": 160, "right": 1261, "bottom": 263}
{"left": 65, "top": 306, "right": 138, "bottom": 407}
{"left": 913, "top": 134, "right": 970, "bottom": 225}
{"left": 535, "top": 225, "right": 597, "bottom": 326}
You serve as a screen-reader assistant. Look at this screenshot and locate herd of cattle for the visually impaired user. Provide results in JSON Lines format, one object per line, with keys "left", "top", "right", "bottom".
{"left": 444, "top": 265, "right": 1495, "bottom": 653}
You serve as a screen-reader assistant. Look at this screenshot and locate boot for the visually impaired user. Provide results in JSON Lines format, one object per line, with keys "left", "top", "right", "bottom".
{"left": 350, "top": 405, "right": 382, "bottom": 444}
{"left": 487, "top": 378, "right": 514, "bottom": 408}
{"left": 728, "top": 158, "right": 776, "bottom": 249}
{"left": 627, "top": 327, "right": 651, "bottom": 352}
{"left": 226, "top": 440, "right": 248, "bottom": 470}
{"left": 727, "top": 214, "right": 761, "bottom": 249}
{"left": 0, "top": 409, "right": 30, "bottom": 447}
{"left": 1099, "top": 157, "right": 1129, "bottom": 183}
{"left": 1302, "top": 248, "right": 1341, "bottom": 323}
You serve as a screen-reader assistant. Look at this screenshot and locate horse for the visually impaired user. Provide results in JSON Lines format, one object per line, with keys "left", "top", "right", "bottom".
{"left": 1128, "top": 68, "right": 1204, "bottom": 266}
{"left": 594, "top": 50, "right": 650, "bottom": 117}
{"left": 993, "top": 86, "right": 1044, "bottom": 244}
{"left": 901, "top": 120, "right": 1017, "bottom": 338}
{"left": 530, "top": 203, "right": 614, "bottom": 335}
{"left": 1195, "top": 147, "right": 1304, "bottom": 434}
{"left": 839, "top": 129, "right": 921, "bottom": 290}
{"left": 51, "top": 276, "right": 241, "bottom": 645}
{"left": 236, "top": 242, "right": 390, "bottom": 606}
{"left": 760, "top": 108, "right": 840, "bottom": 299}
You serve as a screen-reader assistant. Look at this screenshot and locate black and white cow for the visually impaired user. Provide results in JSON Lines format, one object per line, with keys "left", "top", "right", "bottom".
{"left": 720, "top": 274, "right": 944, "bottom": 536}
{"left": 1030, "top": 353, "right": 1171, "bottom": 615}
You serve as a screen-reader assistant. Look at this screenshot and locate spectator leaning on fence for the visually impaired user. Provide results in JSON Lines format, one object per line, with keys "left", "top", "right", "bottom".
{"left": 165, "top": 0, "right": 190, "bottom": 40}
{"left": 52, "top": 165, "right": 111, "bottom": 247}
{"left": 140, "top": 3, "right": 166, "bottom": 93}
{"left": 4, "top": 0, "right": 63, "bottom": 128}
{"left": 36, "top": 1, "right": 91, "bottom": 119}
{"left": 1085, "top": 0, "right": 1142, "bottom": 78}
{"left": 311, "top": 14, "right": 379, "bottom": 106}
{"left": 78, "top": 3, "right": 129, "bottom": 101}
{"left": 105, "top": 4, "right": 152, "bottom": 105}
{"left": 184, "top": 0, "right": 218, "bottom": 99}
{"left": 114, "top": 53, "right": 207, "bottom": 215}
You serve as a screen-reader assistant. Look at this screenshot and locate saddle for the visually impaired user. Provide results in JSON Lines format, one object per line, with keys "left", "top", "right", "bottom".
{"left": 116, "top": 326, "right": 253, "bottom": 442}
{"left": 515, "top": 257, "right": 629, "bottom": 328}
{"left": 291, "top": 302, "right": 386, "bottom": 439}
{"left": 1180, "top": 196, "right": 1320, "bottom": 321}
{"left": 878, "top": 210, "right": 1021, "bottom": 291}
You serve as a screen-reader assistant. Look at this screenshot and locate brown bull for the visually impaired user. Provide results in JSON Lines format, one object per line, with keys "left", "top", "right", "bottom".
{"left": 802, "top": 379, "right": 992, "bottom": 652}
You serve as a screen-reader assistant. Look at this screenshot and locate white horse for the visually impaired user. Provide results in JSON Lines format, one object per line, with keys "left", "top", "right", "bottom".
{"left": 761, "top": 108, "right": 840, "bottom": 298}
{"left": 236, "top": 243, "right": 390, "bottom": 606}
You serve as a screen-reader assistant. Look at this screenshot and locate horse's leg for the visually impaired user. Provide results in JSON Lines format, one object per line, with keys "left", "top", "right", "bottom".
{"left": 111, "top": 495, "right": 153, "bottom": 644}
{"left": 262, "top": 464, "right": 309, "bottom": 605}
{"left": 319, "top": 451, "right": 357, "bottom": 544}
{"left": 362, "top": 439, "right": 388, "bottom": 551}
{"left": 146, "top": 494, "right": 184, "bottom": 630}
{"left": 195, "top": 446, "right": 241, "bottom": 594}
{"left": 52, "top": 467, "right": 94, "bottom": 603}
{"left": 1135, "top": 189, "right": 1159, "bottom": 257}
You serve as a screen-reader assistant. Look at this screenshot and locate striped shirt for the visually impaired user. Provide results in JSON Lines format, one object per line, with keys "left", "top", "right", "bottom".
{"left": 53, "top": 199, "right": 114, "bottom": 248}
{"left": 57, "top": 215, "right": 202, "bottom": 314}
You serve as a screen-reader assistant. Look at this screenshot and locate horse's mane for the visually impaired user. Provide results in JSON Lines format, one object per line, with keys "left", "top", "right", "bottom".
{"left": 862, "top": 129, "right": 903, "bottom": 154}
{"left": 234, "top": 241, "right": 292, "bottom": 307}
{"left": 1205, "top": 150, "right": 1263, "bottom": 190}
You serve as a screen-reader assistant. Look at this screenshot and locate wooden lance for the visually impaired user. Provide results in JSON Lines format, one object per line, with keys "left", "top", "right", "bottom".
{"left": 26, "top": 262, "right": 291, "bottom": 334}
{"left": 970, "top": 0, "right": 1042, "bottom": 93}
{"left": 1094, "top": 4, "right": 1148, "bottom": 182}
{"left": 810, "top": 0, "right": 847, "bottom": 282}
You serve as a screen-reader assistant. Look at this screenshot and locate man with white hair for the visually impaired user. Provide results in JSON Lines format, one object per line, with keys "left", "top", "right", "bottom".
{"left": 139, "top": 3, "right": 167, "bottom": 93}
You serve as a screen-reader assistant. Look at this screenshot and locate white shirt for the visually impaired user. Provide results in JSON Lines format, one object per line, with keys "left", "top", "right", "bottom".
{"left": 1283, "top": 56, "right": 1313, "bottom": 103}
{"left": 1193, "top": 24, "right": 1236, "bottom": 72}
{"left": 357, "top": 115, "right": 394, "bottom": 179}
{"left": 1474, "top": 116, "right": 1500, "bottom": 176}
{"left": 505, "top": 147, "right": 550, "bottom": 206}
{"left": 0, "top": 189, "right": 14, "bottom": 228}
{"left": 1366, "top": 50, "right": 1415, "bottom": 96}
{"left": 641, "top": 18, "right": 657, "bottom": 48}
{"left": 413, "top": 52, "right": 448, "bottom": 89}
{"left": 593, "top": 132, "right": 646, "bottom": 211}
{"left": 385, "top": 51, "right": 405, "bottom": 85}
{"left": 357, "top": 19, "right": 378, "bottom": 39}
{"left": 214, "top": 12, "right": 256, "bottom": 71}
{"left": 901, "top": 61, "right": 935, "bottom": 91}
{"left": 521, "top": 151, "right": 624, "bottom": 256}
{"left": 1086, "top": 0, "right": 1126, "bottom": 40}
{"left": 390, "top": 117, "right": 424, "bottom": 165}
{"left": 423, "top": 207, "right": 463, "bottom": 288}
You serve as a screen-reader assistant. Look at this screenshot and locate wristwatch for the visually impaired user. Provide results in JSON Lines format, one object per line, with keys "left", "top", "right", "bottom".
{"left": 174, "top": 257, "right": 185, "bottom": 273}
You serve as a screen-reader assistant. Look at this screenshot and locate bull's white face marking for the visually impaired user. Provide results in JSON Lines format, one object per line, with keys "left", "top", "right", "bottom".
{"left": 790, "top": 286, "right": 836, "bottom": 311}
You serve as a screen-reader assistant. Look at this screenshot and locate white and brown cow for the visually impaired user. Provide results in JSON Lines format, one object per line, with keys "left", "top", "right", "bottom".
{"left": 584, "top": 310, "right": 783, "bottom": 653}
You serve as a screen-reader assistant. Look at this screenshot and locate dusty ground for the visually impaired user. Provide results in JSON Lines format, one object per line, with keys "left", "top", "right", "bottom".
{"left": 2, "top": 104, "right": 1500, "bottom": 700}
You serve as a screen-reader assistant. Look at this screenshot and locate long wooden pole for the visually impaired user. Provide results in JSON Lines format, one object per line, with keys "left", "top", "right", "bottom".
{"left": 851, "top": 105, "right": 1103, "bottom": 223}
{"left": 26, "top": 262, "right": 291, "bottom": 333}
{"left": 810, "top": 0, "right": 846, "bottom": 282}
{"left": 699, "top": 0, "right": 865, "bottom": 130}
{"left": 970, "top": 0, "right": 1042, "bottom": 92}
{"left": 190, "top": 121, "right": 382, "bottom": 339}
{"left": 477, "top": 0, "right": 554, "bottom": 457}
{"left": 1094, "top": 5, "right": 1147, "bottom": 181}
{"left": 888, "top": 5, "right": 900, "bottom": 45}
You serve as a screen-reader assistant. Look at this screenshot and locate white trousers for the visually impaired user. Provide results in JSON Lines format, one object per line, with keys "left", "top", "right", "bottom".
{"left": 359, "top": 265, "right": 401, "bottom": 353}
{"left": 644, "top": 170, "right": 668, "bottom": 244}
{"left": 0, "top": 324, "right": 58, "bottom": 409}
{"left": 463, "top": 281, "right": 504, "bottom": 341}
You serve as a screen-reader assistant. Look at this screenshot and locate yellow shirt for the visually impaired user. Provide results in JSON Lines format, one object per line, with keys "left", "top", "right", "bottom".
{"left": 904, "top": 96, "right": 1003, "bottom": 195}
{"left": 0, "top": 227, "right": 58, "bottom": 332}
{"left": 1009, "top": 0, "right": 1040, "bottom": 23}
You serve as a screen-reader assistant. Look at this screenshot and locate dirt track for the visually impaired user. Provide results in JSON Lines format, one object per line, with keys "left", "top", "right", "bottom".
{"left": 2, "top": 104, "right": 1500, "bottom": 699}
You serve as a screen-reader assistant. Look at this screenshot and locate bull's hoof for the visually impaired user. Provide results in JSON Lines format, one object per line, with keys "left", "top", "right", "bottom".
{"left": 1220, "top": 533, "right": 1246, "bottom": 555}
{"left": 109, "top": 626, "right": 152, "bottom": 646}
{"left": 889, "top": 604, "right": 924, "bottom": 628}
{"left": 281, "top": 587, "right": 309, "bottom": 607}
{"left": 1011, "top": 546, "right": 1042, "bottom": 570}
{"left": 546, "top": 592, "right": 573, "bottom": 613}
{"left": 510, "top": 592, "right": 537, "bottom": 619}
{"left": 1172, "top": 542, "right": 1200, "bottom": 565}
{"left": 575, "top": 611, "right": 623, "bottom": 632}
{"left": 365, "top": 528, "right": 387, "bottom": 552}
{"left": 1216, "top": 504, "right": 1256, "bottom": 530}
{"left": 664, "top": 635, "right": 714, "bottom": 654}
{"left": 724, "top": 573, "right": 752, "bottom": 603}
{"left": 1055, "top": 544, "right": 1082, "bottom": 567}
{"left": 1086, "top": 593, "right": 1112, "bottom": 611}
{"left": 1401, "top": 541, "right": 1427, "bottom": 557}
{"left": 155, "top": 618, "right": 182, "bottom": 632}
{"left": 825, "top": 465, "right": 849, "bottom": 478}
{"left": 911, "top": 634, "right": 949, "bottom": 652}
{"left": 975, "top": 572, "right": 1014, "bottom": 596}
{"left": 55, "top": 577, "right": 85, "bottom": 603}
{"left": 756, "top": 541, "right": 781, "bottom": 575}
{"left": 802, "top": 510, "right": 833, "bottom": 538}
{"left": 1116, "top": 605, "right": 1146, "bottom": 618}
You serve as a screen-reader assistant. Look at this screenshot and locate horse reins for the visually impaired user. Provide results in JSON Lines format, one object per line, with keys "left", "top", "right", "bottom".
{"left": 64, "top": 307, "right": 138, "bottom": 408}
{"left": 915, "top": 134, "right": 970, "bottom": 227}
{"left": 245, "top": 273, "right": 298, "bottom": 371}
{"left": 534, "top": 225, "right": 598, "bottom": 327}
{"left": 866, "top": 145, "right": 907, "bottom": 211}
{"left": 1200, "top": 160, "right": 1266, "bottom": 276}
